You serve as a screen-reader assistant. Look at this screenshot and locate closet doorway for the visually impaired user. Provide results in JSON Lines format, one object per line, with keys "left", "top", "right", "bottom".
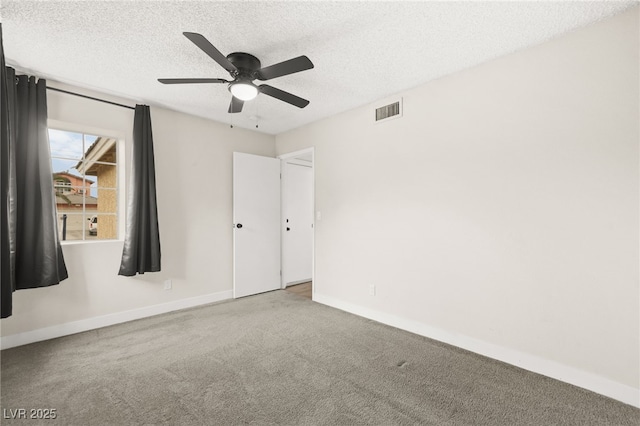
{"left": 279, "top": 148, "right": 314, "bottom": 298}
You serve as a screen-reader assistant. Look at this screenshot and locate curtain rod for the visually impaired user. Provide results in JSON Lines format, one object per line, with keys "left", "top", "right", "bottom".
{"left": 46, "top": 86, "right": 135, "bottom": 110}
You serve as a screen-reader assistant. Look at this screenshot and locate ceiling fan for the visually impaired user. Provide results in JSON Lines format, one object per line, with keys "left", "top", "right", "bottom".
{"left": 158, "top": 32, "right": 314, "bottom": 113}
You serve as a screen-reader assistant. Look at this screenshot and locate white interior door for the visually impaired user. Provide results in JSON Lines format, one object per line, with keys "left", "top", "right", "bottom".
{"left": 233, "top": 152, "right": 281, "bottom": 298}
{"left": 282, "top": 161, "right": 313, "bottom": 286}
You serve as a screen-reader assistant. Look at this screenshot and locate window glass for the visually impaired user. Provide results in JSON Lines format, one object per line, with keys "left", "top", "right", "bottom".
{"left": 49, "top": 129, "right": 118, "bottom": 241}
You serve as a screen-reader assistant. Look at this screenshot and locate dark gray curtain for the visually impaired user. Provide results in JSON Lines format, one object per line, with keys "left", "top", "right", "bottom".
{"left": 1, "top": 26, "right": 68, "bottom": 318}
{"left": 12, "top": 73, "right": 68, "bottom": 289}
{"left": 118, "top": 105, "right": 161, "bottom": 276}
{"left": 1, "top": 23, "right": 16, "bottom": 318}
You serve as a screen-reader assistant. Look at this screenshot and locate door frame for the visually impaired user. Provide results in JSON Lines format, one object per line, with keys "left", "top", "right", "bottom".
{"left": 278, "top": 147, "right": 315, "bottom": 295}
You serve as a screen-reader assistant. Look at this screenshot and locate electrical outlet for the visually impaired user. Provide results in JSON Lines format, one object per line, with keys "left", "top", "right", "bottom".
{"left": 369, "top": 284, "right": 376, "bottom": 296}
{"left": 164, "top": 279, "right": 172, "bottom": 290}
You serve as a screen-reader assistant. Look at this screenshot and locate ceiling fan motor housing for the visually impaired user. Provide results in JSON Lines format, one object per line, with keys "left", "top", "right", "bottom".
{"left": 227, "top": 52, "right": 261, "bottom": 80}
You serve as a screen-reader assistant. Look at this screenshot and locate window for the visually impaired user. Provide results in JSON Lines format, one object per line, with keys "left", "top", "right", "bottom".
{"left": 49, "top": 128, "right": 119, "bottom": 241}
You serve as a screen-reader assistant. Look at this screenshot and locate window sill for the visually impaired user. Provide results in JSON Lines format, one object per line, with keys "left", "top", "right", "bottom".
{"left": 60, "top": 239, "right": 124, "bottom": 246}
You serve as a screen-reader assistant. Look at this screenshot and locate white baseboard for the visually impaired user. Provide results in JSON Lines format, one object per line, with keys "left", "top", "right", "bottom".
{"left": 0, "top": 291, "right": 233, "bottom": 350}
{"left": 313, "top": 293, "right": 640, "bottom": 409}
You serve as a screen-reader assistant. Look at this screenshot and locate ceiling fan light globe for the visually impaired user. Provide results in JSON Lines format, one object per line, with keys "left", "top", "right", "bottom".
{"left": 229, "top": 82, "right": 258, "bottom": 101}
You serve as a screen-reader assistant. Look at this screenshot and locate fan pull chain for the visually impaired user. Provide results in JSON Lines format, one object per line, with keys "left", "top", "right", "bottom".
{"left": 255, "top": 100, "right": 259, "bottom": 129}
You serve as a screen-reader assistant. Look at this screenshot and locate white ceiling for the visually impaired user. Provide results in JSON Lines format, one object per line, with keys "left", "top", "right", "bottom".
{"left": 2, "top": 1, "right": 636, "bottom": 135}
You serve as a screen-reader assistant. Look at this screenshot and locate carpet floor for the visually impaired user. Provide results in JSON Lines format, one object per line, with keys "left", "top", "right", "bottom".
{"left": 1, "top": 290, "right": 638, "bottom": 425}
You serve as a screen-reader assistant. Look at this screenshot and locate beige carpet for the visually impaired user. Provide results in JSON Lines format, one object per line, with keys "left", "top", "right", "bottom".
{"left": 1, "top": 290, "right": 638, "bottom": 425}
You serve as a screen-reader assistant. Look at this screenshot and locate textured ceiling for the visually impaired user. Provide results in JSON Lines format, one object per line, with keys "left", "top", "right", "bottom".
{"left": 2, "top": 1, "right": 636, "bottom": 135}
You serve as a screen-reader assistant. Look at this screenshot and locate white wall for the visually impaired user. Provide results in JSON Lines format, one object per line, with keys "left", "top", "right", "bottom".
{"left": 276, "top": 7, "right": 639, "bottom": 405}
{"left": 1, "top": 82, "right": 275, "bottom": 339}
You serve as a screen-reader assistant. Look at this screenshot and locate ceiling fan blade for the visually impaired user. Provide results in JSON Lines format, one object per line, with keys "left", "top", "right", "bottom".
{"left": 256, "top": 56, "right": 314, "bottom": 81}
{"left": 259, "top": 84, "right": 309, "bottom": 108}
{"left": 158, "top": 78, "right": 228, "bottom": 84}
{"left": 228, "top": 96, "right": 244, "bottom": 113}
{"left": 183, "top": 32, "right": 237, "bottom": 73}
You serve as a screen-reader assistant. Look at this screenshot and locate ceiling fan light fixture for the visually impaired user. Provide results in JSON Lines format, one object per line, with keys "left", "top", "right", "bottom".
{"left": 229, "top": 81, "right": 258, "bottom": 101}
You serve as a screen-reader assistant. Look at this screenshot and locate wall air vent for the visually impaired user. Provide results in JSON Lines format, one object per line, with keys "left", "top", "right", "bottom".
{"left": 374, "top": 98, "right": 402, "bottom": 123}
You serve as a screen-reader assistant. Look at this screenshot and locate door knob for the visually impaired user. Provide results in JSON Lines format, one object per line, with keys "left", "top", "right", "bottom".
{"left": 236, "top": 223, "right": 243, "bottom": 229}
{"left": 286, "top": 227, "right": 290, "bottom": 231}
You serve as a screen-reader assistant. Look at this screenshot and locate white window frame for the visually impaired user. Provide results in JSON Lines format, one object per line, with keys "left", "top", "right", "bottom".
{"left": 48, "top": 119, "right": 126, "bottom": 244}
